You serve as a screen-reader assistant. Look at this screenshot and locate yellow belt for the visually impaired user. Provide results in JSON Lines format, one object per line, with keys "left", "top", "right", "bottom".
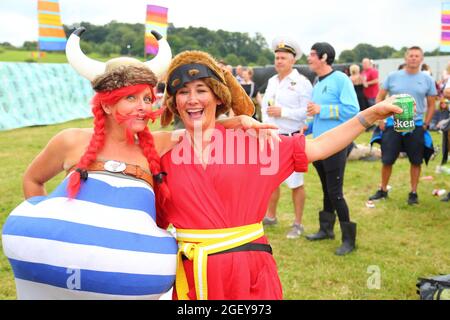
{"left": 175, "top": 222, "right": 265, "bottom": 300}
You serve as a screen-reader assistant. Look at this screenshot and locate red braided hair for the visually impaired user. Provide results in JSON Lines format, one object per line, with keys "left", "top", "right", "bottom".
{"left": 137, "top": 127, "right": 170, "bottom": 209}
{"left": 67, "top": 102, "right": 106, "bottom": 198}
{"left": 67, "top": 84, "right": 169, "bottom": 204}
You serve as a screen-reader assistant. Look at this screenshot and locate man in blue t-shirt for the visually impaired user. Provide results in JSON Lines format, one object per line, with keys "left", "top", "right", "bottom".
{"left": 305, "top": 42, "right": 360, "bottom": 256}
{"left": 369, "top": 46, "right": 437, "bottom": 205}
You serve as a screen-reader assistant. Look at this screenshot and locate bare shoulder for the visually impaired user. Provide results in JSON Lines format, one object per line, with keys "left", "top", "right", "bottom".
{"left": 152, "top": 129, "right": 184, "bottom": 156}
{"left": 50, "top": 128, "right": 93, "bottom": 148}
{"left": 24, "top": 128, "right": 93, "bottom": 183}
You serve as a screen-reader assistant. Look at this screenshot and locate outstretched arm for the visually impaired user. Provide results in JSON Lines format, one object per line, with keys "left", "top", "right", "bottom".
{"left": 305, "top": 97, "right": 402, "bottom": 163}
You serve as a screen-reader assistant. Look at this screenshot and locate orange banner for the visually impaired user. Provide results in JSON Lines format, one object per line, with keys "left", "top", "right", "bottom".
{"left": 38, "top": 1, "right": 59, "bottom": 12}
{"left": 39, "top": 28, "right": 66, "bottom": 37}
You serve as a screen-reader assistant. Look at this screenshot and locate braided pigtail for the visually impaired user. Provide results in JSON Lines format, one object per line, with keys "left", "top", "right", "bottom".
{"left": 137, "top": 127, "right": 170, "bottom": 209}
{"left": 67, "top": 100, "right": 106, "bottom": 198}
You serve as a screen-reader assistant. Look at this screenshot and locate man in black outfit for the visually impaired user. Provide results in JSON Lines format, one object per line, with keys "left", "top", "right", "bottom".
{"left": 304, "top": 42, "right": 360, "bottom": 255}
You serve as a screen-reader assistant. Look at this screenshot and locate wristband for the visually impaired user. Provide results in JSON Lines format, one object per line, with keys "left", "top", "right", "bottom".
{"left": 357, "top": 113, "right": 371, "bottom": 129}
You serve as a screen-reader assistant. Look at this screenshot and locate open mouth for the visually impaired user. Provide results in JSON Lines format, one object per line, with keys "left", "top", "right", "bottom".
{"left": 186, "top": 108, "right": 204, "bottom": 120}
{"left": 134, "top": 112, "right": 148, "bottom": 121}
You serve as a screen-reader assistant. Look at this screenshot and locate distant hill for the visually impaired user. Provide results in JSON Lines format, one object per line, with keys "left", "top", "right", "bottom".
{"left": 1, "top": 21, "right": 446, "bottom": 65}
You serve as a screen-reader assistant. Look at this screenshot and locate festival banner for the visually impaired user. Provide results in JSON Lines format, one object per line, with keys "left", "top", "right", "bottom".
{"left": 145, "top": 5, "right": 168, "bottom": 55}
{"left": 441, "top": 0, "right": 450, "bottom": 52}
{"left": 38, "top": 0, "right": 67, "bottom": 51}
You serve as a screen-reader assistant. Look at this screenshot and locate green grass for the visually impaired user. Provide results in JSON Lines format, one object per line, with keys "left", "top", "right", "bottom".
{"left": 0, "top": 120, "right": 449, "bottom": 300}
{"left": 0, "top": 49, "right": 121, "bottom": 63}
{"left": 0, "top": 49, "right": 67, "bottom": 63}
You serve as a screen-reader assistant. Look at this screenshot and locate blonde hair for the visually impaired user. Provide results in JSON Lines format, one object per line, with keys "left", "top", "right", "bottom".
{"left": 349, "top": 64, "right": 360, "bottom": 75}
{"left": 242, "top": 67, "right": 254, "bottom": 79}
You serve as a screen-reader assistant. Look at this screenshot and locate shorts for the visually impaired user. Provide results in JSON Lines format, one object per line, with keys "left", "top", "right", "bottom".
{"left": 381, "top": 126, "right": 424, "bottom": 165}
{"left": 284, "top": 172, "right": 304, "bottom": 189}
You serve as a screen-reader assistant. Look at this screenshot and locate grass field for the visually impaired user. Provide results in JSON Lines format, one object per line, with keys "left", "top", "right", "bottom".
{"left": 0, "top": 119, "right": 449, "bottom": 300}
{"left": 0, "top": 49, "right": 119, "bottom": 63}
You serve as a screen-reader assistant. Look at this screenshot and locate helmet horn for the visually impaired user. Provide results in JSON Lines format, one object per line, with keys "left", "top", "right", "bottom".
{"left": 65, "top": 27, "right": 105, "bottom": 81}
{"left": 144, "top": 30, "right": 172, "bottom": 80}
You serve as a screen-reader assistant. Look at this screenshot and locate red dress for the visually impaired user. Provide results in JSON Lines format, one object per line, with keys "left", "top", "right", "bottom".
{"left": 158, "top": 124, "right": 308, "bottom": 300}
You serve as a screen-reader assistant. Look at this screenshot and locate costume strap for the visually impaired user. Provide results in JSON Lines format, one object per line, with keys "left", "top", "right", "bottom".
{"left": 68, "top": 160, "right": 153, "bottom": 187}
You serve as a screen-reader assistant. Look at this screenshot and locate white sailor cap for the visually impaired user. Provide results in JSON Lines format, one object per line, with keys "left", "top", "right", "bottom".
{"left": 271, "top": 36, "right": 302, "bottom": 60}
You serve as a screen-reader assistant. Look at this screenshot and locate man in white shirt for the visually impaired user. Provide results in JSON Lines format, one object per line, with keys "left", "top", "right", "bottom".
{"left": 261, "top": 36, "right": 313, "bottom": 239}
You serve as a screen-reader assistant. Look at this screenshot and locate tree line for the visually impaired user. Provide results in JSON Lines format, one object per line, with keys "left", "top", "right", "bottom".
{"left": 1, "top": 21, "right": 446, "bottom": 65}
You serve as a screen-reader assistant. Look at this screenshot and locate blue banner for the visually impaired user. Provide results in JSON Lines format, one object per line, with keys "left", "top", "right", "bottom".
{"left": 39, "top": 40, "right": 67, "bottom": 51}
{"left": 0, "top": 62, "right": 93, "bottom": 131}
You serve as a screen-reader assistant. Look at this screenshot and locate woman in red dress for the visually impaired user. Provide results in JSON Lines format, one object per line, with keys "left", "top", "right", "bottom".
{"left": 158, "top": 51, "right": 402, "bottom": 300}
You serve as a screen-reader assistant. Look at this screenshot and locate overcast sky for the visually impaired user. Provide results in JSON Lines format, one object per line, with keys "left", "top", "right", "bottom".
{"left": 0, "top": 0, "right": 441, "bottom": 56}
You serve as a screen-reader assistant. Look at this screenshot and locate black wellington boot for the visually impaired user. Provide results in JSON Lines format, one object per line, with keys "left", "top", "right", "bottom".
{"left": 306, "top": 211, "right": 336, "bottom": 241}
{"left": 335, "top": 221, "right": 357, "bottom": 256}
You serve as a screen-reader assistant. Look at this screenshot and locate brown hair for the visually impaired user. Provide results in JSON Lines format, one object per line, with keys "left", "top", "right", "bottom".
{"left": 406, "top": 46, "right": 423, "bottom": 56}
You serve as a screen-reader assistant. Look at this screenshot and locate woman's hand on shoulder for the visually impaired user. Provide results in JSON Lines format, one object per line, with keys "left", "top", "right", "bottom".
{"left": 152, "top": 129, "right": 184, "bottom": 157}
{"left": 221, "top": 115, "right": 281, "bottom": 151}
{"left": 219, "top": 115, "right": 278, "bottom": 131}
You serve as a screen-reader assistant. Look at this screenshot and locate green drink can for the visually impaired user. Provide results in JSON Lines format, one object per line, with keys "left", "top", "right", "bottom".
{"left": 393, "top": 94, "right": 415, "bottom": 132}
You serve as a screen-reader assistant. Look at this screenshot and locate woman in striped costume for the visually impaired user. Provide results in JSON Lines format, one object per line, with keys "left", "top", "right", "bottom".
{"left": 2, "top": 28, "right": 275, "bottom": 300}
{"left": 1, "top": 29, "right": 179, "bottom": 299}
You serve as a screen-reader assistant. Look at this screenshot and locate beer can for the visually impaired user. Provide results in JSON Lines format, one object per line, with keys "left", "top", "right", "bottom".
{"left": 393, "top": 94, "right": 415, "bottom": 132}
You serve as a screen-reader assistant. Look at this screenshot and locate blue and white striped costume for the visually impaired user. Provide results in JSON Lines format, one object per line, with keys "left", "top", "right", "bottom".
{"left": 2, "top": 171, "right": 178, "bottom": 299}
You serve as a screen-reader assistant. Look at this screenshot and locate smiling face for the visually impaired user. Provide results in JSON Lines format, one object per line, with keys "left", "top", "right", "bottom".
{"left": 108, "top": 86, "right": 155, "bottom": 133}
{"left": 307, "top": 50, "right": 322, "bottom": 73}
{"left": 175, "top": 79, "right": 221, "bottom": 133}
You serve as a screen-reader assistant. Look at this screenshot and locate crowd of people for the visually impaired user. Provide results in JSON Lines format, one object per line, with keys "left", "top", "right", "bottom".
{"left": 1, "top": 26, "right": 449, "bottom": 300}
{"left": 222, "top": 41, "right": 448, "bottom": 243}
{"left": 231, "top": 45, "right": 449, "bottom": 206}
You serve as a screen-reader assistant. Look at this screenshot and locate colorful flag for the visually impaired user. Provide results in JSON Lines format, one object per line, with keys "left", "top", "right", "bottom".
{"left": 145, "top": 5, "right": 168, "bottom": 56}
{"left": 38, "top": 0, "right": 67, "bottom": 51}
{"left": 441, "top": 1, "right": 450, "bottom": 52}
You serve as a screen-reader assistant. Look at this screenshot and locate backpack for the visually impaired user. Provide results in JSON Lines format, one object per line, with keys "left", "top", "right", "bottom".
{"left": 416, "top": 274, "right": 450, "bottom": 300}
